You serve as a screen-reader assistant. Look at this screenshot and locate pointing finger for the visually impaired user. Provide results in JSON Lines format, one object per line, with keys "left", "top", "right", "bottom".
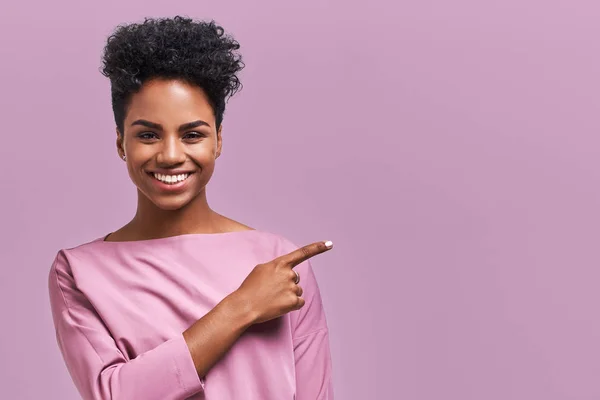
{"left": 279, "top": 240, "right": 333, "bottom": 268}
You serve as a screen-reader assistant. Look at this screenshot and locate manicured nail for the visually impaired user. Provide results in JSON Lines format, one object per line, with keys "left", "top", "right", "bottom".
{"left": 324, "top": 240, "right": 333, "bottom": 249}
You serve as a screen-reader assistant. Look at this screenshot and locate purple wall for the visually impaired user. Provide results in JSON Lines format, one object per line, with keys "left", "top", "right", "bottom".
{"left": 1, "top": 1, "right": 599, "bottom": 398}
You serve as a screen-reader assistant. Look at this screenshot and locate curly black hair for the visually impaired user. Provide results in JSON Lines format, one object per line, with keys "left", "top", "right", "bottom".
{"left": 100, "top": 16, "right": 244, "bottom": 134}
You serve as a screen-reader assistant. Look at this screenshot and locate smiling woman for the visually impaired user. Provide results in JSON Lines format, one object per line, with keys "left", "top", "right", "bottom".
{"left": 47, "top": 16, "right": 334, "bottom": 400}
{"left": 118, "top": 80, "right": 220, "bottom": 212}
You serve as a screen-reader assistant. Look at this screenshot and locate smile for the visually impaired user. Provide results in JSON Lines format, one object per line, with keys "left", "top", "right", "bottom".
{"left": 151, "top": 172, "right": 191, "bottom": 185}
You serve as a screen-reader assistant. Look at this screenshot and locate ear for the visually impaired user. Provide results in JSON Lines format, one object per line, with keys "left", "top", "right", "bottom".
{"left": 116, "top": 128, "right": 125, "bottom": 160}
{"left": 215, "top": 125, "right": 223, "bottom": 159}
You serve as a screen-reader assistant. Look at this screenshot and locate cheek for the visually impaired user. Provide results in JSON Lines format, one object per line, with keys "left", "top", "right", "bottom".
{"left": 125, "top": 143, "right": 154, "bottom": 162}
{"left": 195, "top": 142, "right": 218, "bottom": 161}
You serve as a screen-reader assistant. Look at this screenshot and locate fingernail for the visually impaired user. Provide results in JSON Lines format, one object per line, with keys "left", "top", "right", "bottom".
{"left": 324, "top": 240, "right": 333, "bottom": 249}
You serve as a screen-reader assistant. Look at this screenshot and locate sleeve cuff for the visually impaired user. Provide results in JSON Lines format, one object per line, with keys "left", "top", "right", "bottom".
{"left": 169, "top": 334, "right": 206, "bottom": 395}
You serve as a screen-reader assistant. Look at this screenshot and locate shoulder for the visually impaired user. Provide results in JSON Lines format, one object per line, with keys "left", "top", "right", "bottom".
{"left": 233, "top": 229, "right": 312, "bottom": 265}
{"left": 47, "top": 238, "right": 105, "bottom": 312}
{"left": 48, "top": 235, "right": 108, "bottom": 277}
{"left": 246, "top": 230, "right": 300, "bottom": 254}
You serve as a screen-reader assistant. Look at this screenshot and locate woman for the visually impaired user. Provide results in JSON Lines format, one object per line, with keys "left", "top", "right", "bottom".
{"left": 48, "top": 16, "right": 334, "bottom": 400}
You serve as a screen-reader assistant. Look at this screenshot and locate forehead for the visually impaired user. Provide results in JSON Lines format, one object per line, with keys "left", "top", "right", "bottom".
{"left": 125, "top": 79, "right": 215, "bottom": 125}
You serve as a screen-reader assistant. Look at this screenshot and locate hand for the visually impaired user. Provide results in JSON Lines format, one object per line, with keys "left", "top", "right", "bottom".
{"left": 233, "top": 240, "right": 333, "bottom": 325}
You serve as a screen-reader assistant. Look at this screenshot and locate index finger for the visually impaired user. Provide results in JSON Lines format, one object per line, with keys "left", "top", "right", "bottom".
{"left": 279, "top": 240, "right": 334, "bottom": 268}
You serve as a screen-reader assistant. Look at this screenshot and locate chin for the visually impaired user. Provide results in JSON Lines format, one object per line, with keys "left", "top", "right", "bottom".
{"left": 151, "top": 196, "right": 194, "bottom": 211}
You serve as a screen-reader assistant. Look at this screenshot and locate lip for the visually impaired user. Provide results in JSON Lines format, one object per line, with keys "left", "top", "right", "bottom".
{"left": 147, "top": 171, "right": 194, "bottom": 192}
{"left": 148, "top": 169, "right": 195, "bottom": 175}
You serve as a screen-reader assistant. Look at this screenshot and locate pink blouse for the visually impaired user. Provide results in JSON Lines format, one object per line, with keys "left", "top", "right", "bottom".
{"left": 48, "top": 230, "right": 333, "bottom": 399}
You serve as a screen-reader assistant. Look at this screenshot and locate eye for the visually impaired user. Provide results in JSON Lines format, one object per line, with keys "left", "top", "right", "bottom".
{"left": 184, "top": 131, "right": 206, "bottom": 140}
{"left": 137, "top": 132, "right": 158, "bottom": 140}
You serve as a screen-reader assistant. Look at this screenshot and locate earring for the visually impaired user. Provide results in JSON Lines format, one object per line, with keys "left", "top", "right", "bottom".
{"left": 122, "top": 154, "right": 126, "bottom": 161}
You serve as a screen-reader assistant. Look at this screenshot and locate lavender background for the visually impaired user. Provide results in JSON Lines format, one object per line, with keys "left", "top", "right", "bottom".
{"left": 1, "top": 1, "right": 599, "bottom": 399}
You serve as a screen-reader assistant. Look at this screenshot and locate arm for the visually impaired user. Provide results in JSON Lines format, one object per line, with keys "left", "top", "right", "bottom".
{"left": 290, "top": 259, "right": 334, "bottom": 399}
{"left": 48, "top": 250, "right": 254, "bottom": 400}
{"left": 186, "top": 237, "right": 336, "bottom": 383}
{"left": 182, "top": 290, "right": 255, "bottom": 377}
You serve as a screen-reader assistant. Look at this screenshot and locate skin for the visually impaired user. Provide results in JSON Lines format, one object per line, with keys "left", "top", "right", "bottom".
{"left": 105, "top": 78, "right": 333, "bottom": 378}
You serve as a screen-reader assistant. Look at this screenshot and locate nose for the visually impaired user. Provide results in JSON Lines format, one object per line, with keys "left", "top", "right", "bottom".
{"left": 156, "top": 136, "right": 186, "bottom": 166}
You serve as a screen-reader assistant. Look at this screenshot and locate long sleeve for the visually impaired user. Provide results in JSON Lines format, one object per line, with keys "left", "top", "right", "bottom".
{"left": 289, "top": 256, "right": 334, "bottom": 399}
{"left": 48, "top": 250, "right": 204, "bottom": 400}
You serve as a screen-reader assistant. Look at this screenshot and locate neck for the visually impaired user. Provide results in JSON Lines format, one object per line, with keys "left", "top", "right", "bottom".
{"left": 129, "top": 188, "right": 221, "bottom": 239}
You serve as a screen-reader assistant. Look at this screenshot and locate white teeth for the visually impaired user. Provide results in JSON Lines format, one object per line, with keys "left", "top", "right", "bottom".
{"left": 153, "top": 173, "right": 190, "bottom": 184}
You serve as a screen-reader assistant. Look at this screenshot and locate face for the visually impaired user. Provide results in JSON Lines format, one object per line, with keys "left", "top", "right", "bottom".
{"left": 116, "top": 78, "right": 222, "bottom": 211}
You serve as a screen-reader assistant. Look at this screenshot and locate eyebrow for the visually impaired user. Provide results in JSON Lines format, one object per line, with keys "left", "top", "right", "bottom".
{"left": 130, "top": 119, "right": 211, "bottom": 130}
